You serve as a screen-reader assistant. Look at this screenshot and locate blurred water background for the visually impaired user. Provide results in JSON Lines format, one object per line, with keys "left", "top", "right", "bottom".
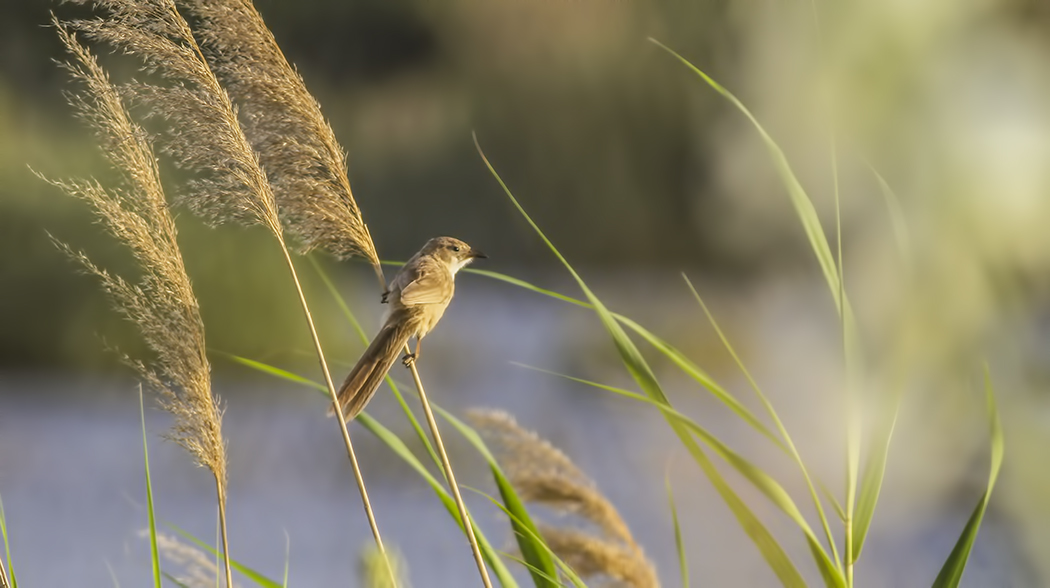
{"left": 2, "top": 0, "right": 1050, "bottom": 586}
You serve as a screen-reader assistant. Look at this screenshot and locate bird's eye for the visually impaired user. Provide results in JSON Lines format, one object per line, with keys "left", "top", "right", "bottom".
{"left": 452, "top": 246, "right": 461, "bottom": 252}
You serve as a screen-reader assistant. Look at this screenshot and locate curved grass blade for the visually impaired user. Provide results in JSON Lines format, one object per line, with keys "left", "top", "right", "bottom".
{"left": 139, "top": 388, "right": 162, "bottom": 588}
{"left": 476, "top": 134, "right": 808, "bottom": 588}
{"left": 851, "top": 383, "right": 904, "bottom": 562}
{"left": 463, "top": 267, "right": 783, "bottom": 450}
{"left": 666, "top": 473, "right": 689, "bottom": 588}
{"left": 282, "top": 532, "right": 290, "bottom": 588}
{"left": 0, "top": 495, "right": 15, "bottom": 588}
{"left": 162, "top": 573, "right": 190, "bottom": 588}
{"left": 853, "top": 166, "right": 911, "bottom": 564}
{"left": 931, "top": 369, "right": 1004, "bottom": 588}
{"left": 650, "top": 38, "right": 842, "bottom": 314}
{"left": 170, "top": 526, "right": 282, "bottom": 588}
{"left": 470, "top": 490, "right": 587, "bottom": 588}
{"left": 222, "top": 353, "right": 328, "bottom": 393}
{"left": 355, "top": 414, "right": 520, "bottom": 587}
{"left": 521, "top": 364, "right": 842, "bottom": 587}
{"left": 497, "top": 552, "right": 567, "bottom": 588}
{"left": 866, "top": 164, "right": 912, "bottom": 271}
{"left": 438, "top": 408, "right": 560, "bottom": 588}
{"left": 682, "top": 274, "right": 842, "bottom": 572}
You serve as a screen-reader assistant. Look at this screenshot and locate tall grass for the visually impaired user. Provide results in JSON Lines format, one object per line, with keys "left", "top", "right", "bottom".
{"left": 43, "top": 19, "right": 234, "bottom": 585}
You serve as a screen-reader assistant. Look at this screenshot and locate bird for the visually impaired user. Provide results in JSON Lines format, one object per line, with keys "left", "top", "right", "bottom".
{"left": 331, "top": 236, "right": 486, "bottom": 420}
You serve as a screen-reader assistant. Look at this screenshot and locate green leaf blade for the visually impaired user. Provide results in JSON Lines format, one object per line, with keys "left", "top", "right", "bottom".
{"left": 931, "top": 369, "right": 1005, "bottom": 588}
{"left": 438, "top": 408, "right": 560, "bottom": 588}
{"left": 475, "top": 135, "right": 808, "bottom": 588}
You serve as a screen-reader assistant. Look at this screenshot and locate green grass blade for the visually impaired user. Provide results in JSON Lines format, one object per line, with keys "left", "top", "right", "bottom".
{"left": 522, "top": 364, "right": 841, "bottom": 587}
{"left": 931, "top": 369, "right": 1004, "bottom": 588}
{"left": 496, "top": 552, "right": 567, "bottom": 588}
{"left": 355, "top": 414, "right": 520, "bottom": 587}
{"left": 438, "top": 408, "right": 560, "bottom": 588}
{"left": 470, "top": 490, "right": 587, "bottom": 588}
{"left": 682, "top": 274, "right": 842, "bottom": 572}
{"left": 464, "top": 268, "right": 783, "bottom": 450}
{"left": 170, "top": 527, "right": 282, "bottom": 588}
{"left": 139, "top": 387, "right": 162, "bottom": 588}
{"left": 819, "top": 480, "right": 847, "bottom": 523}
{"left": 309, "top": 255, "right": 370, "bottom": 342}
{"left": 852, "top": 384, "right": 905, "bottom": 561}
{"left": 476, "top": 134, "right": 808, "bottom": 588}
{"left": 0, "top": 494, "right": 16, "bottom": 588}
{"left": 866, "top": 164, "right": 912, "bottom": 271}
{"left": 666, "top": 474, "right": 689, "bottom": 588}
{"left": 282, "top": 532, "right": 290, "bottom": 588}
{"left": 650, "top": 38, "right": 842, "bottom": 314}
{"left": 222, "top": 353, "right": 328, "bottom": 393}
{"left": 162, "top": 573, "right": 191, "bottom": 588}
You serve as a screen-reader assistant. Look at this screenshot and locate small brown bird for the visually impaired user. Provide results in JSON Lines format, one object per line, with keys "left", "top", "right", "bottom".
{"left": 332, "top": 236, "right": 486, "bottom": 419}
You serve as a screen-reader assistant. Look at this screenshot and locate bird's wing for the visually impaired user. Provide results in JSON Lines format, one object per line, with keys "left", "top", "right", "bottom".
{"left": 397, "top": 260, "right": 452, "bottom": 306}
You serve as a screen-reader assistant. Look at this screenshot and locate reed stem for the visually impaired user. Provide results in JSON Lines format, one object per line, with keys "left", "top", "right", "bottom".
{"left": 0, "top": 557, "right": 9, "bottom": 588}
{"left": 215, "top": 481, "right": 234, "bottom": 588}
{"left": 277, "top": 245, "right": 397, "bottom": 586}
{"left": 404, "top": 352, "right": 493, "bottom": 588}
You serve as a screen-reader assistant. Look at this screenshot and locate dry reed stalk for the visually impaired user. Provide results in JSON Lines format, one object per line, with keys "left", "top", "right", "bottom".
{"left": 469, "top": 409, "right": 660, "bottom": 588}
{"left": 61, "top": 0, "right": 392, "bottom": 576}
{"left": 0, "top": 556, "right": 9, "bottom": 588}
{"left": 46, "top": 18, "right": 233, "bottom": 587}
{"left": 406, "top": 362, "right": 494, "bottom": 588}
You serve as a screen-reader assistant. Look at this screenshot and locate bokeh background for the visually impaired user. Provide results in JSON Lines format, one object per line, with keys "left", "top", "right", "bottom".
{"left": 2, "top": 0, "right": 1049, "bottom": 586}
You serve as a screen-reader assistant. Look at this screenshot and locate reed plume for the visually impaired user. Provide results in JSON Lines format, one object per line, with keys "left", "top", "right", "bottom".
{"left": 178, "top": 0, "right": 383, "bottom": 282}
{"left": 469, "top": 409, "right": 660, "bottom": 588}
{"left": 153, "top": 531, "right": 242, "bottom": 588}
{"left": 45, "top": 19, "right": 233, "bottom": 586}
{"left": 61, "top": 0, "right": 392, "bottom": 575}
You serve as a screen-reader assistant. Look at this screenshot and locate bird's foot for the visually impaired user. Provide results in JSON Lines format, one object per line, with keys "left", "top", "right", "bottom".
{"left": 401, "top": 353, "right": 417, "bottom": 367}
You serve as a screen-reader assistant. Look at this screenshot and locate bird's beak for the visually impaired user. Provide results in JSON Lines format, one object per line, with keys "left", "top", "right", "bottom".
{"left": 470, "top": 249, "right": 488, "bottom": 259}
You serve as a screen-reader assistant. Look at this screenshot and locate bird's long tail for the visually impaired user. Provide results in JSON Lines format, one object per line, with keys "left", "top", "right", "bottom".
{"left": 330, "top": 315, "right": 415, "bottom": 420}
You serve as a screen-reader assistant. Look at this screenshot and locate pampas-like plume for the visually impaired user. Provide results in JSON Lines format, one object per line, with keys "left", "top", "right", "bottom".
{"left": 45, "top": 19, "right": 233, "bottom": 586}
{"left": 61, "top": 0, "right": 394, "bottom": 575}
{"left": 66, "top": 0, "right": 283, "bottom": 237}
{"left": 469, "top": 409, "right": 660, "bottom": 588}
{"left": 178, "top": 0, "right": 383, "bottom": 281}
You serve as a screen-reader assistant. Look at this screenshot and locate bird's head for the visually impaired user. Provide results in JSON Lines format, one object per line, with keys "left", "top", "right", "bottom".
{"left": 423, "top": 236, "right": 487, "bottom": 274}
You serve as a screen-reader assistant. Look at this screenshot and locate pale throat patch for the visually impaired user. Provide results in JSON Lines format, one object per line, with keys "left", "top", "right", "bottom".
{"left": 449, "top": 256, "right": 475, "bottom": 275}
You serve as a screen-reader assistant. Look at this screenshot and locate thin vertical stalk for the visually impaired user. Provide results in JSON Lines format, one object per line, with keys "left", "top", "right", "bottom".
{"left": 831, "top": 128, "right": 858, "bottom": 588}
{"left": 277, "top": 245, "right": 397, "bottom": 586}
{"left": 0, "top": 556, "right": 8, "bottom": 588}
{"left": 216, "top": 482, "right": 234, "bottom": 588}
{"left": 404, "top": 354, "right": 493, "bottom": 588}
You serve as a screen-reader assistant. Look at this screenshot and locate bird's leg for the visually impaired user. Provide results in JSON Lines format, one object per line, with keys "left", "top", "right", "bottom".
{"left": 402, "top": 338, "right": 421, "bottom": 367}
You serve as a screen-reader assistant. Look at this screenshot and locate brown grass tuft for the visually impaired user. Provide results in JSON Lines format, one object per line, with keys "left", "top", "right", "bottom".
{"left": 46, "top": 17, "right": 232, "bottom": 585}
{"left": 48, "top": 18, "right": 227, "bottom": 488}
{"left": 468, "top": 409, "right": 660, "bottom": 588}
{"left": 65, "top": 0, "right": 283, "bottom": 237}
{"left": 179, "top": 0, "right": 383, "bottom": 280}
